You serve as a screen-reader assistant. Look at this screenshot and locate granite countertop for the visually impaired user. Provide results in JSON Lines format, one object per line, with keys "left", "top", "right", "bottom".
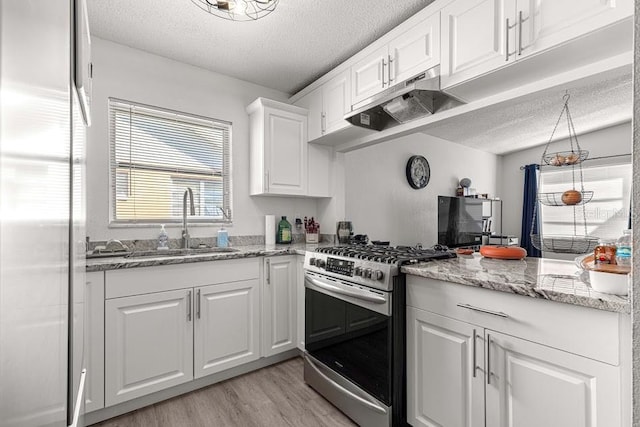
{"left": 401, "top": 253, "right": 630, "bottom": 314}
{"left": 86, "top": 242, "right": 332, "bottom": 272}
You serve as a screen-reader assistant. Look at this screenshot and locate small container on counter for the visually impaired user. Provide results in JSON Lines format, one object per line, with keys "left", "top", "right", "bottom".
{"left": 594, "top": 239, "right": 617, "bottom": 265}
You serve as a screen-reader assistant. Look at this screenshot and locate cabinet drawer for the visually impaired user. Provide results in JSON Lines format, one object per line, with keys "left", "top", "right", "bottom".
{"left": 406, "top": 276, "right": 621, "bottom": 365}
{"left": 106, "top": 258, "right": 260, "bottom": 299}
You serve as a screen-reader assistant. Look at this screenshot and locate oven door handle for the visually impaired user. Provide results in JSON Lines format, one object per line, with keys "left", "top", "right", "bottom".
{"left": 305, "top": 275, "right": 387, "bottom": 304}
{"left": 304, "top": 354, "right": 388, "bottom": 415}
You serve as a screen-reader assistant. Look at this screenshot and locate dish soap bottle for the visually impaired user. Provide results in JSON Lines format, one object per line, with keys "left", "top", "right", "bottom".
{"left": 615, "top": 229, "right": 632, "bottom": 266}
{"left": 277, "top": 216, "right": 292, "bottom": 244}
{"left": 157, "top": 224, "right": 169, "bottom": 250}
{"left": 217, "top": 226, "right": 229, "bottom": 248}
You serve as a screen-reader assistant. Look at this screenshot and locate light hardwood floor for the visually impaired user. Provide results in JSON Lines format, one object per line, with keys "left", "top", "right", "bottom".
{"left": 92, "top": 357, "right": 357, "bottom": 427}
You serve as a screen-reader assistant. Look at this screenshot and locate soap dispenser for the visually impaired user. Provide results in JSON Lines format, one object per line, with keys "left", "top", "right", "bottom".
{"left": 217, "top": 225, "right": 229, "bottom": 248}
{"left": 158, "top": 224, "right": 169, "bottom": 250}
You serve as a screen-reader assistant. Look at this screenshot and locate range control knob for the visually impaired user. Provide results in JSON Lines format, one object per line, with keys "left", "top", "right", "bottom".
{"left": 309, "top": 257, "right": 317, "bottom": 266}
{"left": 354, "top": 267, "right": 363, "bottom": 276}
{"left": 363, "top": 268, "right": 373, "bottom": 279}
{"left": 316, "top": 259, "right": 326, "bottom": 269}
{"left": 373, "top": 270, "right": 384, "bottom": 281}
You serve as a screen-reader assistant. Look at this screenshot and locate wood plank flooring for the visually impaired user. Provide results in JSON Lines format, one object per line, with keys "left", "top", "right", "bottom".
{"left": 92, "top": 357, "right": 357, "bottom": 427}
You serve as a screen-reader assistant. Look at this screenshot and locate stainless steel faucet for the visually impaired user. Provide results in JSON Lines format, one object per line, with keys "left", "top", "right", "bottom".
{"left": 182, "top": 187, "right": 195, "bottom": 249}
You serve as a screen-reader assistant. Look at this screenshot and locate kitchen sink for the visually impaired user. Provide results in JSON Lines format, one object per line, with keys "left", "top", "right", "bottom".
{"left": 125, "top": 247, "right": 240, "bottom": 258}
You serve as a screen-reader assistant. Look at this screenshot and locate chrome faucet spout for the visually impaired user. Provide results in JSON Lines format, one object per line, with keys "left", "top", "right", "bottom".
{"left": 182, "top": 188, "right": 195, "bottom": 249}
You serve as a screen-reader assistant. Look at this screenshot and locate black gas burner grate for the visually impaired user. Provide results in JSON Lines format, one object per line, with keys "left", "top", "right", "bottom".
{"left": 315, "top": 245, "right": 455, "bottom": 265}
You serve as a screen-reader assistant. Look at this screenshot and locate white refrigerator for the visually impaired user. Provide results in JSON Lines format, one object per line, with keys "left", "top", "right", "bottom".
{"left": 0, "top": 1, "right": 88, "bottom": 426}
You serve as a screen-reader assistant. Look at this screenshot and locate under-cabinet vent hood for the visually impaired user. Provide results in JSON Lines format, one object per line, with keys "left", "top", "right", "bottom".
{"left": 345, "top": 66, "right": 463, "bottom": 131}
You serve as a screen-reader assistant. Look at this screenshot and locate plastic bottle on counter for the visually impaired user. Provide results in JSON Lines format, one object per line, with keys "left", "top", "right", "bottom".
{"left": 217, "top": 226, "right": 229, "bottom": 248}
{"left": 157, "top": 224, "right": 169, "bottom": 250}
{"left": 615, "top": 229, "right": 632, "bottom": 266}
{"left": 277, "top": 216, "right": 292, "bottom": 244}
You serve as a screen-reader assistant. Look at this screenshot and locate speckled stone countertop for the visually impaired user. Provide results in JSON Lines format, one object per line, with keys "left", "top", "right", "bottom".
{"left": 86, "top": 243, "right": 331, "bottom": 272}
{"left": 401, "top": 253, "right": 630, "bottom": 314}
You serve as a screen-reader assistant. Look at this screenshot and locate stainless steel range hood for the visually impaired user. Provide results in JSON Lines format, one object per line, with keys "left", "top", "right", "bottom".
{"left": 345, "top": 65, "right": 463, "bottom": 131}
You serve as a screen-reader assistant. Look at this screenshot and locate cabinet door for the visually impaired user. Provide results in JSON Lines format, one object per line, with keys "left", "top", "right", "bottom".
{"left": 85, "top": 271, "right": 104, "bottom": 413}
{"left": 322, "top": 70, "right": 351, "bottom": 134}
{"left": 441, "top": 0, "right": 516, "bottom": 89}
{"left": 294, "top": 87, "right": 323, "bottom": 141}
{"left": 389, "top": 12, "right": 441, "bottom": 84}
{"left": 105, "top": 289, "right": 193, "bottom": 406}
{"left": 351, "top": 45, "right": 389, "bottom": 106}
{"left": 407, "top": 307, "right": 484, "bottom": 427}
{"left": 263, "top": 256, "right": 296, "bottom": 357}
{"left": 485, "top": 330, "right": 622, "bottom": 427}
{"left": 264, "top": 107, "right": 308, "bottom": 195}
{"left": 517, "top": 0, "right": 633, "bottom": 59}
{"left": 194, "top": 280, "right": 260, "bottom": 379}
{"left": 296, "top": 256, "right": 305, "bottom": 350}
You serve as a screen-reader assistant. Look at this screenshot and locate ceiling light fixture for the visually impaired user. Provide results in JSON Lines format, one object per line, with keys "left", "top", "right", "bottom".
{"left": 191, "top": 0, "right": 279, "bottom": 21}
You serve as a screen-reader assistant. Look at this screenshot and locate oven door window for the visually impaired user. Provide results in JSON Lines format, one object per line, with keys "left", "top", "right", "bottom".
{"left": 305, "top": 287, "right": 392, "bottom": 405}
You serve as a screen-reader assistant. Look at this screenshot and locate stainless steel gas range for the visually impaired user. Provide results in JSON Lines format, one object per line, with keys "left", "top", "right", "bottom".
{"left": 303, "top": 245, "right": 455, "bottom": 427}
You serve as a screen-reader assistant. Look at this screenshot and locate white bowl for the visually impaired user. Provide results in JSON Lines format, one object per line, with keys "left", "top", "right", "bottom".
{"left": 588, "top": 270, "right": 629, "bottom": 295}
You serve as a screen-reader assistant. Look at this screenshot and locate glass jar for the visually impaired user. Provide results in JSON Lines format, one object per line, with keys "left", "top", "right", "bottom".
{"left": 594, "top": 239, "right": 617, "bottom": 265}
{"left": 615, "top": 229, "right": 632, "bottom": 267}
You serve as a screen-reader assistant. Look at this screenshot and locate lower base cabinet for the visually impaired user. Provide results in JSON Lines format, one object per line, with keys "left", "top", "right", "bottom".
{"left": 407, "top": 277, "right": 627, "bottom": 427}
{"left": 105, "top": 289, "right": 194, "bottom": 406}
{"left": 263, "top": 256, "right": 297, "bottom": 357}
{"left": 194, "top": 280, "right": 260, "bottom": 378}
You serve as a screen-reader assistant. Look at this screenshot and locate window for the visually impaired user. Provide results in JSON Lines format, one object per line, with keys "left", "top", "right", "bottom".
{"left": 109, "top": 99, "right": 231, "bottom": 224}
{"left": 539, "top": 160, "right": 631, "bottom": 240}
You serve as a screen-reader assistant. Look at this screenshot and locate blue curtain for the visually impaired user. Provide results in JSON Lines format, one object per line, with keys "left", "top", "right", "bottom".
{"left": 521, "top": 164, "right": 541, "bottom": 257}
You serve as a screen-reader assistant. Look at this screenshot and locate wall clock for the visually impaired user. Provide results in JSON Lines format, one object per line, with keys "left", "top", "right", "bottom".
{"left": 406, "top": 155, "right": 430, "bottom": 189}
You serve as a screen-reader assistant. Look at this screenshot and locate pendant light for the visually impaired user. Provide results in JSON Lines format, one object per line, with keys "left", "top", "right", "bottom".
{"left": 191, "top": 0, "right": 279, "bottom": 21}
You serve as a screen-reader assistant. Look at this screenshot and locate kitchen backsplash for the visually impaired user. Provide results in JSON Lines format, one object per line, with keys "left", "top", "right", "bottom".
{"left": 88, "top": 234, "right": 336, "bottom": 252}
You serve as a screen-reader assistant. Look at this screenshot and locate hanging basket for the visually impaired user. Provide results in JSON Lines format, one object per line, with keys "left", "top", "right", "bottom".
{"left": 542, "top": 150, "right": 589, "bottom": 167}
{"left": 530, "top": 234, "right": 598, "bottom": 254}
{"left": 537, "top": 191, "right": 594, "bottom": 207}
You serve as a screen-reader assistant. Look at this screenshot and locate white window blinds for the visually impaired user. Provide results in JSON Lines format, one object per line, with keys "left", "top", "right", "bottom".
{"left": 109, "top": 99, "right": 232, "bottom": 224}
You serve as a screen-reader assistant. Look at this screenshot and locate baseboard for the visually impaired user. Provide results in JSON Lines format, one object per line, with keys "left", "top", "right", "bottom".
{"left": 85, "top": 349, "right": 301, "bottom": 426}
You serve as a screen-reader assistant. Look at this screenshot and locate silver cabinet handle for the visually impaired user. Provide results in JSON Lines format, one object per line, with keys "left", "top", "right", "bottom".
{"left": 321, "top": 112, "right": 326, "bottom": 134}
{"left": 304, "top": 354, "right": 387, "bottom": 415}
{"left": 187, "top": 290, "right": 192, "bottom": 321}
{"left": 196, "top": 289, "right": 201, "bottom": 319}
{"left": 266, "top": 259, "right": 271, "bottom": 284}
{"left": 388, "top": 55, "right": 394, "bottom": 83}
{"left": 265, "top": 171, "right": 269, "bottom": 192}
{"left": 472, "top": 329, "right": 477, "bottom": 378}
{"left": 457, "top": 303, "right": 509, "bottom": 318}
{"left": 381, "top": 58, "right": 387, "bottom": 87}
{"left": 487, "top": 333, "right": 492, "bottom": 385}
{"left": 505, "top": 18, "right": 516, "bottom": 61}
{"left": 518, "top": 10, "right": 527, "bottom": 55}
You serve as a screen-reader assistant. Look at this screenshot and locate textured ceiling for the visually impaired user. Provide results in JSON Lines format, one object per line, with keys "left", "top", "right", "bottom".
{"left": 87, "top": 0, "right": 433, "bottom": 95}
{"left": 422, "top": 70, "right": 633, "bottom": 154}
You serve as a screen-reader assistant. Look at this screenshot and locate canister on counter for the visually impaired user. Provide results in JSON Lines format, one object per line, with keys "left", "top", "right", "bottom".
{"left": 594, "top": 238, "right": 617, "bottom": 265}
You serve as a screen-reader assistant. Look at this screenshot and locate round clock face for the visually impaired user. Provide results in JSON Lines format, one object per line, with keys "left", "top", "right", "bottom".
{"left": 406, "top": 155, "right": 430, "bottom": 189}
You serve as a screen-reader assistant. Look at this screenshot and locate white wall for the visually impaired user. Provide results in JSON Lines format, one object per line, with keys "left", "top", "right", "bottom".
{"left": 498, "top": 122, "right": 632, "bottom": 240}
{"left": 344, "top": 133, "right": 499, "bottom": 246}
{"left": 87, "top": 38, "right": 318, "bottom": 241}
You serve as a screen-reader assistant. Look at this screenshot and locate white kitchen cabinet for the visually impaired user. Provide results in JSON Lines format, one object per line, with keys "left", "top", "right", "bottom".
{"left": 352, "top": 11, "right": 441, "bottom": 107}
{"left": 388, "top": 11, "right": 440, "bottom": 85}
{"left": 296, "top": 255, "right": 305, "bottom": 351}
{"left": 485, "top": 330, "right": 621, "bottom": 427}
{"left": 105, "top": 289, "right": 193, "bottom": 406}
{"left": 407, "top": 307, "right": 484, "bottom": 427}
{"left": 440, "top": 0, "right": 633, "bottom": 90}
{"left": 295, "top": 70, "right": 351, "bottom": 141}
{"left": 194, "top": 280, "right": 260, "bottom": 378}
{"left": 406, "top": 276, "right": 628, "bottom": 426}
{"left": 85, "top": 271, "right": 104, "bottom": 413}
{"left": 247, "top": 98, "right": 308, "bottom": 196}
{"left": 263, "top": 256, "right": 297, "bottom": 357}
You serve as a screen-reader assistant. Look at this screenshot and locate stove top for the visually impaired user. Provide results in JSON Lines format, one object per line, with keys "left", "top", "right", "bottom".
{"left": 315, "top": 244, "right": 455, "bottom": 265}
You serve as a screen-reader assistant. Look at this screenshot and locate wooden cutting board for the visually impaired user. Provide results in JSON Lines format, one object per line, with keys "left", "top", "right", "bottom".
{"left": 580, "top": 254, "right": 631, "bottom": 274}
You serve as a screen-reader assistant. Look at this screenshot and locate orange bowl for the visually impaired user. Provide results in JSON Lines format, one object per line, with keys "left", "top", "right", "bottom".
{"left": 480, "top": 245, "right": 527, "bottom": 260}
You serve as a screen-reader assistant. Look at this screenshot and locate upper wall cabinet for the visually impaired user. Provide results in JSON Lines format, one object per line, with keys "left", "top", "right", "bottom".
{"left": 247, "top": 98, "right": 308, "bottom": 196}
{"left": 441, "top": 0, "right": 633, "bottom": 90}
{"left": 295, "top": 70, "right": 351, "bottom": 142}
{"left": 351, "top": 10, "right": 440, "bottom": 107}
